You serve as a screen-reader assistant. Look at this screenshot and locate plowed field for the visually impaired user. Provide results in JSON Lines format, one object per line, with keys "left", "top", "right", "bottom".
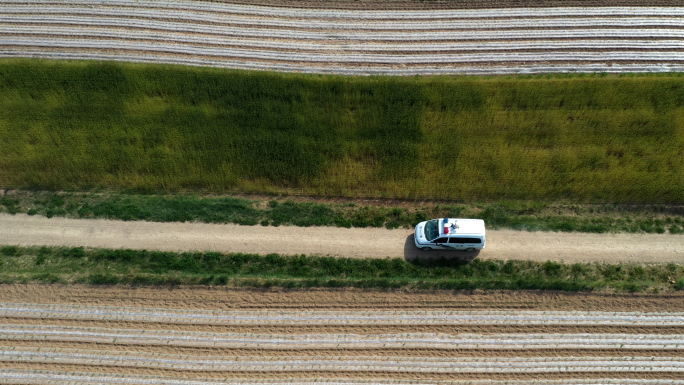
{"left": 1, "top": 0, "right": 684, "bottom": 74}
{"left": 0, "top": 284, "right": 682, "bottom": 384}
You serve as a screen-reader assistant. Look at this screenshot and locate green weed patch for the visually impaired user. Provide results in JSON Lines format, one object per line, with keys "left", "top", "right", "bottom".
{"left": 1, "top": 60, "right": 683, "bottom": 202}
{"left": 2, "top": 191, "right": 684, "bottom": 234}
{"left": 0, "top": 246, "right": 681, "bottom": 292}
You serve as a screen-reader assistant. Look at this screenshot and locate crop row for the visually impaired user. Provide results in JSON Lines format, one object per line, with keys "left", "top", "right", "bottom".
{"left": 5, "top": 18, "right": 684, "bottom": 41}
{"left": 8, "top": 38, "right": 682, "bottom": 65}
{"left": 4, "top": 370, "right": 684, "bottom": 385}
{"left": 8, "top": 27, "right": 684, "bottom": 51}
{"left": 2, "top": 303, "right": 684, "bottom": 325}
{"left": 3, "top": 51, "right": 679, "bottom": 75}
{"left": 2, "top": 348, "right": 684, "bottom": 372}
{"left": 7, "top": 1, "right": 684, "bottom": 19}
{"left": 6, "top": 38, "right": 684, "bottom": 64}
{"left": 2, "top": 326, "right": 682, "bottom": 348}
{"left": 3, "top": 8, "right": 682, "bottom": 33}
{"left": 6, "top": 7, "right": 684, "bottom": 29}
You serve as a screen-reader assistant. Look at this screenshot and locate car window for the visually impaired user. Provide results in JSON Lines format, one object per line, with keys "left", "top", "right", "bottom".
{"left": 433, "top": 237, "right": 449, "bottom": 243}
{"left": 448, "top": 237, "right": 482, "bottom": 244}
{"left": 425, "top": 220, "right": 439, "bottom": 241}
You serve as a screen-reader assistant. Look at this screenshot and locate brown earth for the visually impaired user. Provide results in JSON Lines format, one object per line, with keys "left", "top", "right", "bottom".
{"left": 4, "top": 284, "right": 684, "bottom": 311}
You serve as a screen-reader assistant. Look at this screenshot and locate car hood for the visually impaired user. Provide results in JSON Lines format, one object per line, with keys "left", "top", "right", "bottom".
{"left": 415, "top": 222, "right": 428, "bottom": 244}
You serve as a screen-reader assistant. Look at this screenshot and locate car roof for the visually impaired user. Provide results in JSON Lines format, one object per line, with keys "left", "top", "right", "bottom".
{"left": 439, "top": 218, "right": 485, "bottom": 236}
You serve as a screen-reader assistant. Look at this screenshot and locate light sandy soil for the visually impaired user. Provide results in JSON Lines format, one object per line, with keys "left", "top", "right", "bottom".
{"left": 0, "top": 285, "right": 682, "bottom": 383}
{"left": 1, "top": 214, "right": 683, "bottom": 263}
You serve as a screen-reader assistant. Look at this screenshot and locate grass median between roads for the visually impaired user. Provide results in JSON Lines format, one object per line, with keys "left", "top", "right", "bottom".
{"left": 1, "top": 245, "right": 682, "bottom": 293}
{"left": 1, "top": 59, "right": 684, "bottom": 202}
{"left": 2, "top": 190, "right": 684, "bottom": 234}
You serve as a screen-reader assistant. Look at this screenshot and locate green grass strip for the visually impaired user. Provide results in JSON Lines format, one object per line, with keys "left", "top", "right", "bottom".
{"left": 1, "top": 59, "right": 684, "bottom": 202}
{"left": 1, "top": 245, "right": 682, "bottom": 293}
{"left": 2, "top": 191, "right": 684, "bottom": 234}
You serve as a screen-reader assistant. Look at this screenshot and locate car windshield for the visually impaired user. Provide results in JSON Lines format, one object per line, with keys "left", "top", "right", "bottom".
{"left": 424, "top": 219, "right": 439, "bottom": 241}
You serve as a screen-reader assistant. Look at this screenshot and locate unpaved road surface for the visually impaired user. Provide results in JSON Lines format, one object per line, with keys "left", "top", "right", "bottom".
{"left": 1, "top": 214, "right": 683, "bottom": 263}
{"left": 0, "top": 284, "right": 682, "bottom": 384}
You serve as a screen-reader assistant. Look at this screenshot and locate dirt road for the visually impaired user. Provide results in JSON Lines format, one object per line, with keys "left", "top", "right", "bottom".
{"left": 1, "top": 214, "right": 682, "bottom": 263}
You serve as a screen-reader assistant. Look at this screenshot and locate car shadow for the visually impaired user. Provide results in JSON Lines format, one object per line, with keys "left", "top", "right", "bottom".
{"left": 403, "top": 234, "right": 480, "bottom": 262}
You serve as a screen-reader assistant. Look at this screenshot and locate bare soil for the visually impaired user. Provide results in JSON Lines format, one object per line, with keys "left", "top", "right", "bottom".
{"left": 3, "top": 283, "right": 684, "bottom": 311}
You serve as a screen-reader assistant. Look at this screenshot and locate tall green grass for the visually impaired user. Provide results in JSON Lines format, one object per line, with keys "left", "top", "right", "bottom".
{"left": 1, "top": 245, "right": 682, "bottom": 292}
{"left": 3, "top": 191, "right": 684, "bottom": 233}
{"left": 1, "top": 59, "right": 683, "bottom": 202}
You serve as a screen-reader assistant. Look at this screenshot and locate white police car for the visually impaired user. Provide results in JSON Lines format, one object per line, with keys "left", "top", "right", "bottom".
{"left": 414, "top": 218, "right": 486, "bottom": 252}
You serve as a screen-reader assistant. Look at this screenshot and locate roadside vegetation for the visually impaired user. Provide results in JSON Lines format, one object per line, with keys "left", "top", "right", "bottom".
{"left": 1, "top": 59, "right": 683, "bottom": 202}
{"left": 0, "top": 245, "right": 682, "bottom": 292}
{"left": 2, "top": 191, "right": 684, "bottom": 234}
